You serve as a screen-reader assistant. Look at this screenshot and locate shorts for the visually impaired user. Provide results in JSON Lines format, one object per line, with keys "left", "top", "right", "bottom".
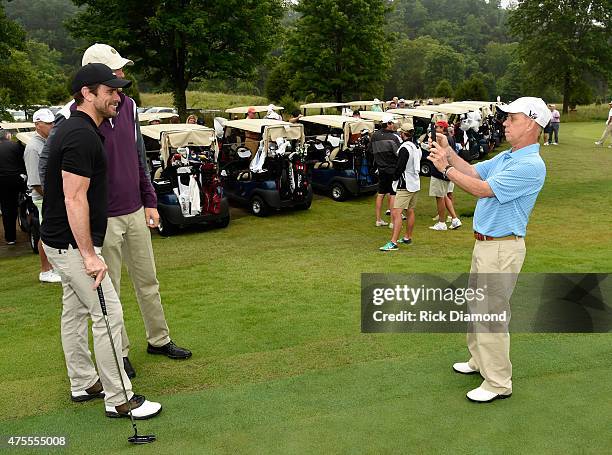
{"left": 378, "top": 172, "right": 396, "bottom": 195}
{"left": 394, "top": 189, "right": 418, "bottom": 210}
{"left": 429, "top": 177, "right": 451, "bottom": 197}
{"left": 33, "top": 198, "right": 43, "bottom": 222}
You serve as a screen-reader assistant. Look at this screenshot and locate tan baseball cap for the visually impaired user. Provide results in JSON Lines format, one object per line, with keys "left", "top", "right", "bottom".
{"left": 82, "top": 43, "right": 134, "bottom": 70}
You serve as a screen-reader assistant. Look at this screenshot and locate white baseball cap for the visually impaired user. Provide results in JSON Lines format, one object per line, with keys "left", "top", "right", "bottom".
{"left": 381, "top": 114, "right": 395, "bottom": 124}
{"left": 498, "top": 97, "right": 552, "bottom": 128}
{"left": 82, "top": 43, "right": 134, "bottom": 70}
{"left": 32, "top": 108, "right": 54, "bottom": 123}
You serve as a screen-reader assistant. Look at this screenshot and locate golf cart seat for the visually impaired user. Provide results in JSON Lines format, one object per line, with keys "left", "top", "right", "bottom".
{"left": 313, "top": 146, "right": 342, "bottom": 169}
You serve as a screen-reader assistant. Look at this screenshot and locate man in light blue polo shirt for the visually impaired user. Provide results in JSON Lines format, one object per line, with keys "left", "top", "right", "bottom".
{"left": 428, "top": 97, "right": 550, "bottom": 403}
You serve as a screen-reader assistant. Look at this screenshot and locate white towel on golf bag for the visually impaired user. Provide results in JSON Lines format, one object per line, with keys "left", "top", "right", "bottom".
{"left": 250, "top": 142, "right": 267, "bottom": 173}
{"left": 173, "top": 171, "right": 201, "bottom": 217}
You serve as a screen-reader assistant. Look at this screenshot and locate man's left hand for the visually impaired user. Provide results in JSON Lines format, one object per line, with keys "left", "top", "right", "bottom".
{"left": 145, "top": 207, "right": 160, "bottom": 228}
{"left": 427, "top": 137, "right": 451, "bottom": 172}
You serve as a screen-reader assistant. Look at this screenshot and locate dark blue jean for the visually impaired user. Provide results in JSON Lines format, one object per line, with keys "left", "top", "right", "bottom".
{"left": 548, "top": 123, "right": 560, "bottom": 143}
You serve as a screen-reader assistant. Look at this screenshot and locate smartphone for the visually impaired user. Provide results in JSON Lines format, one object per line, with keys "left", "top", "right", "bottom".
{"left": 430, "top": 122, "right": 436, "bottom": 143}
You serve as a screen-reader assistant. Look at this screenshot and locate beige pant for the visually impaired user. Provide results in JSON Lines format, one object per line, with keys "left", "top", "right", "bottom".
{"left": 467, "top": 238, "right": 526, "bottom": 394}
{"left": 102, "top": 207, "right": 170, "bottom": 357}
{"left": 43, "top": 244, "right": 133, "bottom": 407}
{"left": 596, "top": 123, "right": 612, "bottom": 144}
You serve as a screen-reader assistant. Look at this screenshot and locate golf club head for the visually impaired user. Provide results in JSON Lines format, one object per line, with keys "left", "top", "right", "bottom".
{"left": 128, "top": 434, "right": 156, "bottom": 444}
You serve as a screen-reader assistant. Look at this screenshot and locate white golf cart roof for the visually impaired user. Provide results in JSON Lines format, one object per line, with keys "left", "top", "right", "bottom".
{"left": 15, "top": 131, "right": 36, "bottom": 145}
{"left": 141, "top": 124, "right": 218, "bottom": 162}
{"left": 387, "top": 108, "right": 439, "bottom": 119}
{"left": 225, "top": 105, "right": 284, "bottom": 114}
{"left": 358, "top": 111, "right": 403, "bottom": 122}
{"left": 299, "top": 115, "right": 375, "bottom": 133}
{"left": 450, "top": 101, "right": 496, "bottom": 116}
{"left": 300, "top": 102, "right": 347, "bottom": 110}
{"left": 224, "top": 118, "right": 288, "bottom": 133}
{"left": 138, "top": 112, "right": 178, "bottom": 123}
{"left": 346, "top": 100, "right": 384, "bottom": 108}
{"left": 419, "top": 104, "right": 474, "bottom": 115}
{"left": 0, "top": 121, "right": 35, "bottom": 132}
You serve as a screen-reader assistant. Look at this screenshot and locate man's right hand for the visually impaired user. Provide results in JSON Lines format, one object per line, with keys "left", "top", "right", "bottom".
{"left": 83, "top": 254, "right": 107, "bottom": 289}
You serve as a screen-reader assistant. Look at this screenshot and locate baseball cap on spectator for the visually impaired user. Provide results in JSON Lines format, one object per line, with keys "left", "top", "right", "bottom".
{"left": 608, "top": 100, "right": 612, "bottom": 105}
{"left": 71, "top": 63, "right": 132, "bottom": 94}
{"left": 497, "top": 97, "right": 552, "bottom": 128}
{"left": 82, "top": 43, "right": 134, "bottom": 70}
{"left": 435, "top": 120, "right": 449, "bottom": 128}
{"left": 381, "top": 114, "right": 395, "bottom": 124}
{"left": 32, "top": 108, "right": 55, "bottom": 123}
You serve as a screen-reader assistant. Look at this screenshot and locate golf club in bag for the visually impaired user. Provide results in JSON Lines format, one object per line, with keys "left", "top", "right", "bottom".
{"left": 96, "top": 285, "right": 156, "bottom": 445}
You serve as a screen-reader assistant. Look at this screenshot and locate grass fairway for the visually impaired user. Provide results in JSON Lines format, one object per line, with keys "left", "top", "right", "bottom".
{"left": 0, "top": 122, "right": 610, "bottom": 454}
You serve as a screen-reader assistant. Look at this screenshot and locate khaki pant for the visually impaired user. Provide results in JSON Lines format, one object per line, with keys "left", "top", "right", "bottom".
{"left": 43, "top": 244, "right": 133, "bottom": 407}
{"left": 467, "top": 238, "right": 526, "bottom": 394}
{"left": 102, "top": 207, "right": 170, "bottom": 357}
{"left": 596, "top": 123, "right": 612, "bottom": 145}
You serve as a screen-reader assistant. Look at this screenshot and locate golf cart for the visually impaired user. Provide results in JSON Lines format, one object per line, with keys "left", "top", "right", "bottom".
{"left": 225, "top": 105, "right": 284, "bottom": 120}
{"left": 451, "top": 101, "right": 505, "bottom": 151}
{"left": 0, "top": 122, "right": 35, "bottom": 135}
{"left": 14, "top": 131, "right": 39, "bottom": 253}
{"left": 387, "top": 108, "right": 445, "bottom": 177}
{"left": 298, "top": 115, "right": 377, "bottom": 201}
{"left": 219, "top": 119, "right": 312, "bottom": 216}
{"left": 141, "top": 124, "right": 230, "bottom": 236}
{"left": 418, "top": 104, "right": 487, "bottom": 161}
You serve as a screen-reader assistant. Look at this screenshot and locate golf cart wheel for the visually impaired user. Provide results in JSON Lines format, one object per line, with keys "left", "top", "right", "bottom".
{"left": 330, "top": 183, "right": 346, "bottom": 201}
{"left": 29, "top": 227, "right": 40, "bottom": 255}
{"left": 157, "top": 215, "right": 177, "bottom": 237}
{"left": 251, "top": 196, "right": 269, "bottom": 217}
{"left": 215, "top": 215, "right": 230, "bottom": 228}
{"left": 420, "top": 161, "right": 432, "bottom": 177}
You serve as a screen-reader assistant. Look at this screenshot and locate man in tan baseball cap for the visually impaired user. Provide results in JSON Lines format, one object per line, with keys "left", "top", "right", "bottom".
{"left": 63, "top": 44, "right": 192, "bottom": 380}
{"left": 82, "top": 43, "right": 134, "bottom": 70}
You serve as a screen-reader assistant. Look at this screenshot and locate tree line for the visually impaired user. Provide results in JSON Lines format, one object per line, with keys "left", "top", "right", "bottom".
{"left": 1, "top": 0, "right": 611, "bottom": 117}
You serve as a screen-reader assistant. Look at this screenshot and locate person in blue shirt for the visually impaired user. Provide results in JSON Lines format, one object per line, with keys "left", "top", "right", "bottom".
{"left": 428, "top": 97, "right": 551, "bottom": 403}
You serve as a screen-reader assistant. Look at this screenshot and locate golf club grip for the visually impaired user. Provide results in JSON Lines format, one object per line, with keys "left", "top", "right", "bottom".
{"left": 96, "top": 285, "right": 108, "bottom": 316}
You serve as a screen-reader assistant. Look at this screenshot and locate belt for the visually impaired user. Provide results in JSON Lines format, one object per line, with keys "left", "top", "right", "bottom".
{"left": 474, "top": 231, "right": 522, "bottom": 241}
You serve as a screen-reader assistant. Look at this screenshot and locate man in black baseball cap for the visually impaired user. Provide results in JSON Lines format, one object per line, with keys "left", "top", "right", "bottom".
{"left": 40, "top": 63, "right": 162, "bottom": 420}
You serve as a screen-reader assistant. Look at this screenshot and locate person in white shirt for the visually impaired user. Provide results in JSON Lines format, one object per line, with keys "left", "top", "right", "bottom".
{"left": 23, "top": 109, "right": 61, "bottom": 283}
{"left": 379, "top": 122, "right": 422, "bottom": 251}
{"left": 594, "top": 100, "right": 612, "bottom": 147}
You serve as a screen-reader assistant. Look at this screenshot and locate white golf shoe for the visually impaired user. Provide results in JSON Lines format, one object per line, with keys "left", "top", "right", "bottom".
{"left": 39, "top": 269, "right": 62, "bottom": 283}
{"left": 105, "top": 395, "right": 162, "bottom": 420}
{"left": 429, "top": 221, "right": 448, "bottom": 231}
{"left": 466, "top": 386, "right": 512, "bottom": 403}
{"left": 452, "top": 362, "right": 479, "bottom": 375}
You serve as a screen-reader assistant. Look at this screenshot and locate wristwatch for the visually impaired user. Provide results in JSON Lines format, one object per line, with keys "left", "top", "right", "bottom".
{"left": 443, "top": 165, "right": 454, "bottom": 179}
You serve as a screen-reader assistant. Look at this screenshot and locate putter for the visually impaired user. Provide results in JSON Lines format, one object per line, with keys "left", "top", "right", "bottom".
{"left": 96, "top": 285, "right": 156, "bottom": 445}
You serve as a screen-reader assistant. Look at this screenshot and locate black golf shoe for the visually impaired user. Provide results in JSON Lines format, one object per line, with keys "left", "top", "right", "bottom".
{"left": 147, "top": 340, "right": 192, "bottom": 359}
{"left": 123, "top": 357, "right": 136, "bottom": 379}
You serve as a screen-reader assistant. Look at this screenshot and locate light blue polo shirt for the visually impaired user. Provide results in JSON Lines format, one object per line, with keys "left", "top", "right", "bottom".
{"left": 473, "top": 143, "right": 546, "bottom": 237}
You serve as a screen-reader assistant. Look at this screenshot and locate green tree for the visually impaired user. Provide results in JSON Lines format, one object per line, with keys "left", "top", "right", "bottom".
{"left": 454, "top": 76, "right": 488, "bottom": 101}
{"left": 434, "top": 79, "right": 453, "bottom": 98}
{"left": 68, "top": 0, "right": 283, "bottom": 117}
{"left": 284, "top": 0, "right": 391, "bottom": 102}
{"left": 508, "top": 0, "right": 612, "bottom": 113}
{"left": 5, "top": 0, "right": 83, "bottom": 65}
{"left": 481, "top": 42, "right": 518, "bottom": 78}
{"left": 422, "top": 43, "right": 466, "bottom": 94}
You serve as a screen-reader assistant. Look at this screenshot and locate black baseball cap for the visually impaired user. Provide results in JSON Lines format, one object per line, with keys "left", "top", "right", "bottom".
{"left": 71, "top": 63, "right": 132, "bottom": 94}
